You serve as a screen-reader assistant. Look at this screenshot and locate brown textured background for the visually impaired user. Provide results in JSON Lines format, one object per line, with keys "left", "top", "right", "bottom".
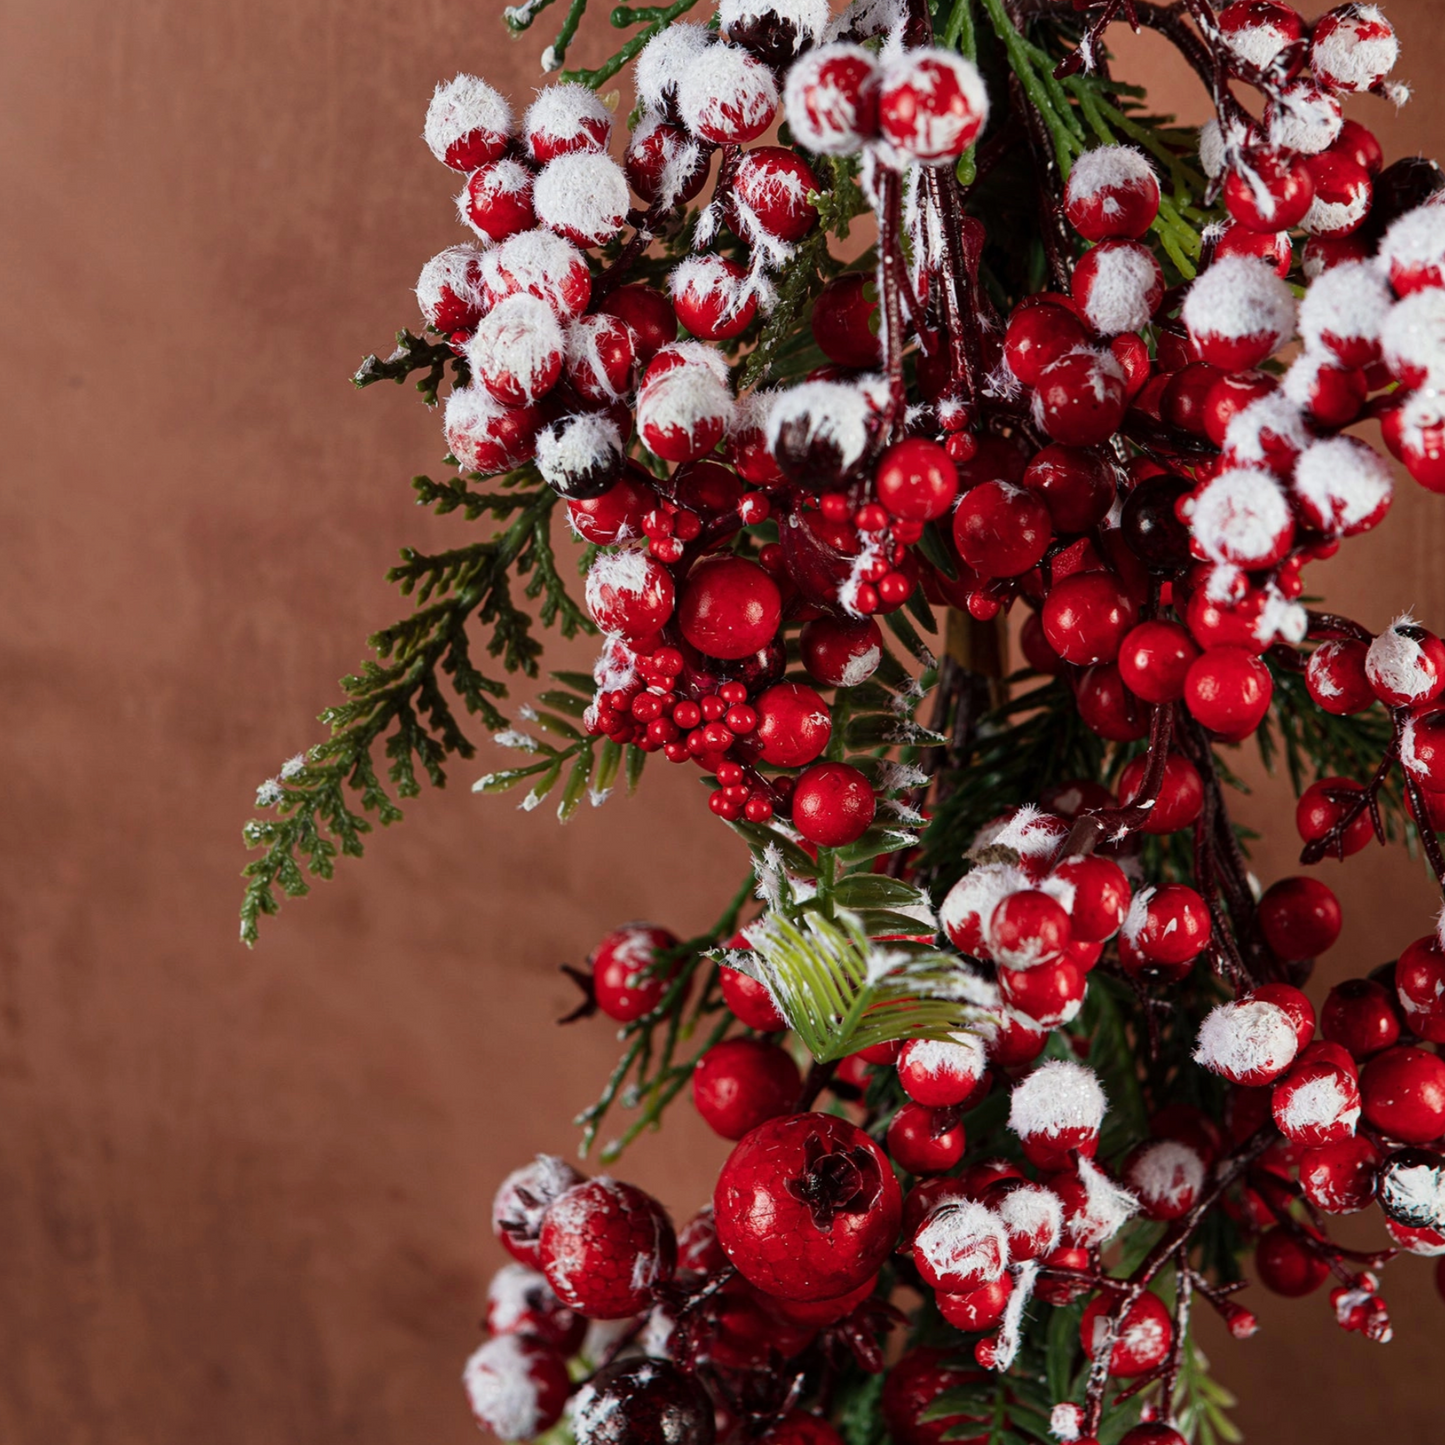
{"left": 2, "top": 1, "right": 1444, "bottom": 1440}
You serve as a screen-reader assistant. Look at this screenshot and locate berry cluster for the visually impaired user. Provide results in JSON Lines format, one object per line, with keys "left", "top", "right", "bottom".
{"left": 271, "top": 0, "right": 1445, "bottom": 1439}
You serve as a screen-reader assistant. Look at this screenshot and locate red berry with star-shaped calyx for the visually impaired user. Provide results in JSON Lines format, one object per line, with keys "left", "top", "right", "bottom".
{"left": 714, "top": 1111, "right": 903, "bottom": 1301}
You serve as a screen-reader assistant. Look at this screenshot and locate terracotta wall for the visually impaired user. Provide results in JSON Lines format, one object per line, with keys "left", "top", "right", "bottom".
{"left": 2, "top": 2, "right": 1443, "bottom": 1440}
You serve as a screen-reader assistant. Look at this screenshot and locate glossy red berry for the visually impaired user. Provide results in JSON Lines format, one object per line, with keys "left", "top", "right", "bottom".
{"left": 1051, "top": 855, "right": 1131, "bottom": 942}
{"left": 989, "top": 889, "right": 1073, "bottom": 969}
{"left": 1296, "top": 777, "right": 1376, "bottom": 859}
{"left": 936, "top": 1275, "right": 1012, "bottom": 1332}
{"left": 1004, "top": 302, "right": 1088, "bottom": 386}
{"left": 897, "top": 1034, "right": 988, "bottom": 1107}
{"left": 425, "top": 75, "right": 514, "bottom": 171}
{"left": 1042, "top": 571, "right": 1138, "bottom": 666}
{"left": 670, "top": 254, "right": 758, "bottom": 341}
{"left": 720, "top": 962, "right": 788, "bottom": 1031}
{"left": 1258, "top": 876, "right": 1341, "bottom": 960}
{"left": 591, "top": 923, "right": 680, "bottom": 1022}
{"left": 1125, "top": 883, "right": 1211, "bottom": 967}
{"left": 751, "top": 682, "right": 832, "bottom": 767}
{"left": 1365, "top": 619, "right": 1445, "bottom": 708}
{"left": 997, "top": 956, "right": 1087, "bottom": 1028}
{"left": 1306, "top": 639, "right": 1375, "bottom": 715}
{"left": 1077, "top": 663, "right": 1148, "bottom": 741}
{"left": 729, "top": 146, "right": 819, "bottom": 241}
{"left": 539, "top": 1178, "right": 677, "bottom": 1318}
{"left": 790, "top": 762, "right": 876, "bottom": 847}
{"left": 880, "top": 1349, "right": 989, "bottom": 1445}
{"left": 1071, "top": 239, "right": 1164, "bottom": 335}
{"left": 486, "top": 1262, "right": 587, "bottom": 1354}
{"left": 1361, "top": 1046, "right": 1445, "bottom": 1144}
{"left": 596, "top": 284, "right": 677, "bottom": 365}
{"left": 887, "top": 1102, "right": 967, "bottom": 1175}
{"left": 911, "top": 1198, "right": 1009, "bottom": 1294}
{"left": 1322, "top": 977, "right": 1401, "bottom": 1060}
{"left": 1124, "top": 1139, "right": 1205, "bottom": 1221}
{"left": 875, "top": 438, "right": 959, "bottom": 521}
{"left": 952, "top": 481, "right": 1053, "bottom": 578}
{"left": 678, "top": 556, "right": 782, "bottom": 661}
{"left": 876, "top": 51, "right": 988, "bottom": 164}
{"left": 1255, "top": 1226, "right": 1329, "bottom": 1296}
{"left": 693, "top": 1037, "right": 801, "bottom": 1140}
{"left": 1118, "top": 621, "right": 1199, "bottom": 704}
{"left": 1080, "top": 1289, "right": 1174, "bottom": 1376}
{"left": 1032, "top": 348, "right": 1128, "bottom": 447}
{"left": 1183, "top": 646, "right": 1273, "bottom": 737}
{"left": 1118, "top": 753, "right": 1204, "bottom": 835}
{"left": 1299, "top": 1133, "right": 1380, "bottom": 1213}
{"left": 784, "top": 44, "right": 881, "bottom": 155}
{"left": 800, "top": 616, "right": 883, "bottom": 687}
{"left": 714, "top": 1112, "right": 903, "bottom": 1301}
{"left": 1021, "top": 445, "right": 1116, "bottom": 534}
{"left": 1223, "top": 150, "right": 1315, "bottom": 232}
{"left": 811, "top": 273, "right": 882, "bottom": 368}
{"left": 625, "top": 115, "right": 710, "bottom": 207}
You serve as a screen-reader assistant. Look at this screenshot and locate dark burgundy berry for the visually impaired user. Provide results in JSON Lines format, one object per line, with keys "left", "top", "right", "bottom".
{"left": 1378, "top": 1147, "right": 1445, "bottom": 1231}
{"left": 573, "top": 1359, "right": 716, "bottom": 1445}
{"left": 1121, "top": 474, "right": 1192, "bottom": 572}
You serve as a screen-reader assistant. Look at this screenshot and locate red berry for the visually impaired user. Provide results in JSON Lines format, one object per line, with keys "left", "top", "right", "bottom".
{"left": 1042, "top": 571, "right": 1138, "bottom": 666}
{"left": 425, "top": 75, "right": 514, "bottom": 171}
{"left": 486, "top": 1263, "right": 587, "bottom": 1354}
{"left": 678, "top": 556, "right": 781, "bottom": 661}
{"left": 679, "top": 47, "right": 778, "bottom": 145}
{"left": 568, "top": 470, "right": 655, "bottom": 546}
{"left": 586, "top": 550, "right": 676, "bottom": 640}
{"left": 1214, "top": 221, "right": 1292, "bottom": 275}
{"left": 1064, "top": 145, "right": 1160, "bottom": 241}
{"left": 1271, "top": 1055, "right": 1361, "bottom": 1145}
{"left": 1224, "top": 150, "right": 1315, "bottom": 232}
{"left": 463, "top": 1335, "right": 571, "bottom": 1442}
{"left": 493, "top": 1155, "right": 587, "bottom": 1268}
{"left": 876, "top": 51, "right": 988, "bottom": 164}
{"left": 1080, "top": 1290, "right": 1174, "bottom": 1376}
{"left": 757, "top": 1414, "right": 847, "bottom": 1445}
{"left": 989, "top": 889, "right": 1073, "bottom": 969}
{"left": 1118, "top": 621, "right": 1198, "bottom": 704}
{"left": 784, "top": 44, "right": 881, "bottom": 154}
{"left": 670, "top": 254, "right": 758, "bottom": 341}
{"left": 714, "top": 1112, "right": 903, "bottom": 1301}
{"left": 540, "top": 1179, "right": 677, "bottom": 1318}
{"left": 730, "top": 146, "right": 819, "bottom": 242}
{"left": 445, "top": 387, "right": 543, "bottom": 476}
{"left": 887, "top": 1101, "right": 967, "bottom": 1175}
{"left": 693, "top": 1037, "right": 801, "bottom": 1140}
{"left": 481, "top": 230, "right": 592, "bottom": 319}
{"left": 1301, "top": 151, "right": 1373, "bottom": 238}
{"left": 1123, "top": 1139, "right": 1206, "bottom": 1221}
{"left": 416, "top": 244, "right": 487, "bottom": 333}
{"left": 1299, "top": 1133, "right": 1380, "bottom": 1212}
{"left": 1309, "top": 4, "right": 1399, "bottom": 93}
{"left": 1004, "top": 301, "right": 1089, "bottom": 385}
{"left": 1254, "top": 1227, "right": 1329, "bottom": 1296}
{"left": 1077, "top": 663, "right": 1148, "bottom": 741}
{"left": 1217, "top": 1, "right": 1305, "bottom": 77}
{"left": 912, "top": 1198, "right": 1009, "bottom": 1294}
{"left": 897, "top": 1034, "right": 988, "bottom": 1108}
{"left": 596, "top": 285, "right": 677, "bottom": 365}
{"left": 811, "top": 273, "right": 882, "bottom": 368}
{"left": 1322, "top": 977, "right": 1401, "bottom": 1060}
{"left": 591, "top": 923, "right": 680, "bottom": 1022}
{"left": 1125, "top": 883, "right": 1211, "bottom": 967}
{"left": 625, "top": 115, "right": 710, "bottom": 207}
{"left": 1118, "top": 753, "right": 1203, "bottom": 834}
{"left": 875, "top": 438, "right": 959, "bottom": 521}
{"left": 1021, "top": 444, "right": 1115, "bottom": 534}
{"left": 1071, "top": 240, "right": 1164, "bottom": 335}
{"left": 936, "top": 1275, "right": 1012, "bottom": 1332}
{"left": 790, "top": 762, "right": 877, "bottom": 847}
{"left": 461, "top": 158, "right": 536, "bottom": 245}
{"left": 1182, "top": 255, "right": 1295, "bottom": 369}
{"left": 1361, "top": 1045, "right": 1445, "bottom": 1144}
{"left": 752, "top": 682, "right": 832, "bottom": 766}
{"left": 1032, "top": 348, "right": 1128, "bottom": 447}
{"left": 1183, "top": 646, "right": 1273, "bottom": 737}
{"left": 720, "top": 960, "right": 787, "bottom": 1031}
{"left": 1051, "top": 855, "right": 1131, "bottom": 942}
{"left": 997, "top": 956, "right": 1087, "bottom": 1028}
{"left": 800, "top": 616, "right": 883, "bottom": 687}
{"left": 952, "top": 481, "right": 1053, "bottom": 578}
{"left": 1306, "top": 639, "right": 1374, "bottom": 715}
{"left": 1296, "top": 776, "right": 1376, "bottom": 858}
{"left": 1258, "top": 876, "right": 1342, "bottom": 960}
{"left": 1366, "top": 619, "right": 1445, "bottom": 708}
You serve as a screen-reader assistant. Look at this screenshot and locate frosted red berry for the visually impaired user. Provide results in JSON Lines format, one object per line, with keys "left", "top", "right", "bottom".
{"left": 692, "top": 1037, "right": 801, "bottom": 1140}
{"left": 591, "top": 923, "right": 681, "bottom": 1022}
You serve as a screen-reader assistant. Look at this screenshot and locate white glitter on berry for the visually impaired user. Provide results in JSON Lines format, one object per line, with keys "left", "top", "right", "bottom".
{"left": 1194, "top": 998, "right": 1299, "bottom": 1081}
{"left": 425, "top": 74, "right": 512, "bottom": 164}
{"left": 1009, "top": 1060, "right": 1106, "bottom": 1142}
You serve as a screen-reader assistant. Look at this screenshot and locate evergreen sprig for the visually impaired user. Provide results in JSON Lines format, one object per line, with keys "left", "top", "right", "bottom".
{"left": 240, "top": 482, "right": 590, "bottom": 944}
{"left": 353, "top": 328, "right": 468, "bottom": 407}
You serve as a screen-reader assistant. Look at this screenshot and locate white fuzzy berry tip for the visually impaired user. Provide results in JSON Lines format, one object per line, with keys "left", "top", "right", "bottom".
{"left": 486, "top": 1262, "right": 551, "bottom": 1333}
{"left": 1292, "top": 436, "right": 1392, "bottom": 537}
{"left": 939, "top": 861, "right": 1031, "bottom": 954}
{"left": 876, "top": 50, "right": 988, "bottom": 166}
{"left": 635, "top": 23, "right": 715, "bottom": 112}
{"left": 1298, "top": 261, "right": 1391, "bottom": 351}
{"left": 1008, "top": 1060, "right": 1106, "bottom": 1141}
{"left": 1126, "top": 1139, "right": 1205, "bottom": 1211}
{"left": 1367, "top": 612, "right": 1436, "bottom": 703}
{"left": 1066, "top": 144, "right": 1155, "bottom": 203}
{"left": 585, "top": 545, "right": 662, "bottom": 616}
{"left": 462, "top": 1335, "right": 546, "bottom": 1442}
{"left": 1184, "top": 253, "right": 1297, "bottom": 345}
{"left": 416, "top": 244, "right": 485, "bottom": 325}
{"left": 1266, "top": 82, "right": 1342, "bottom": 156}
{"left": 1221, "top": 392, "right": 1308, "bottom": 470}
{"left": 765, "top": 379, "right": 878, "bottom": 471}
{"left": 784, "top": 42, "right": 879, "bottom": 155}
{"left": 524, "top": 82, "right": 611, "bottom": 151}
{"left": 467, "top": 293, "right": 563, "bottom": 396}
{"left": 1190, "top": 466, "right": 1293, "bottom": 568}
{"left": 1194, "top": 998, "right": 1298, "bottom": 1081}
{"left": 1078, "top": 243, "right": 1161, "bottom": 335}
{"left": 1050, "top": 1402, "right": 1084, "bottom": 1441}
{"left": 720, "top": 0, "right": 831, "bottom": 43}
{"left": 534, "top": 151, "right": 630, "bottom": 246}
{"left": 536, "top": 412, "right": 622, "bottom": 489}
{"left": 1277, "top": 1068, "right": 1361, "bottom": 1137}
{"left": 996, "top": 1182, "right": 1063, "bottom": 1253}
{"left": 901, "top": 1032, "right": 987, "bottom": 1080}
{"left": 1379, "top": 206, "right": 1445, "bottom": 288}
{"left": 979, "top": 804, "right": 1068, "bottom": 862}
{"left": 913, "top": 1199, "right": 1010, "bottom": 1281}
{"left": 425, "top": 75, "right": 513, "bottom": 163}
{"left": 482, "top": 229, "right": 589, "bottom": 313}
{"left": 1311, "top": 5, "right": 1398, "bottom": 93}
{"left": 1068, "top": 1153, "right": 1139, "bottom": 1246}
{"left": 676, "top": 42, "right": 779, "bottom": 142}
{"left": 1382, "top": 287, "right": 1445, "bottom": 384}
{"left": 1380, "top": 1156, "right": 1445, "bottom": 1230}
